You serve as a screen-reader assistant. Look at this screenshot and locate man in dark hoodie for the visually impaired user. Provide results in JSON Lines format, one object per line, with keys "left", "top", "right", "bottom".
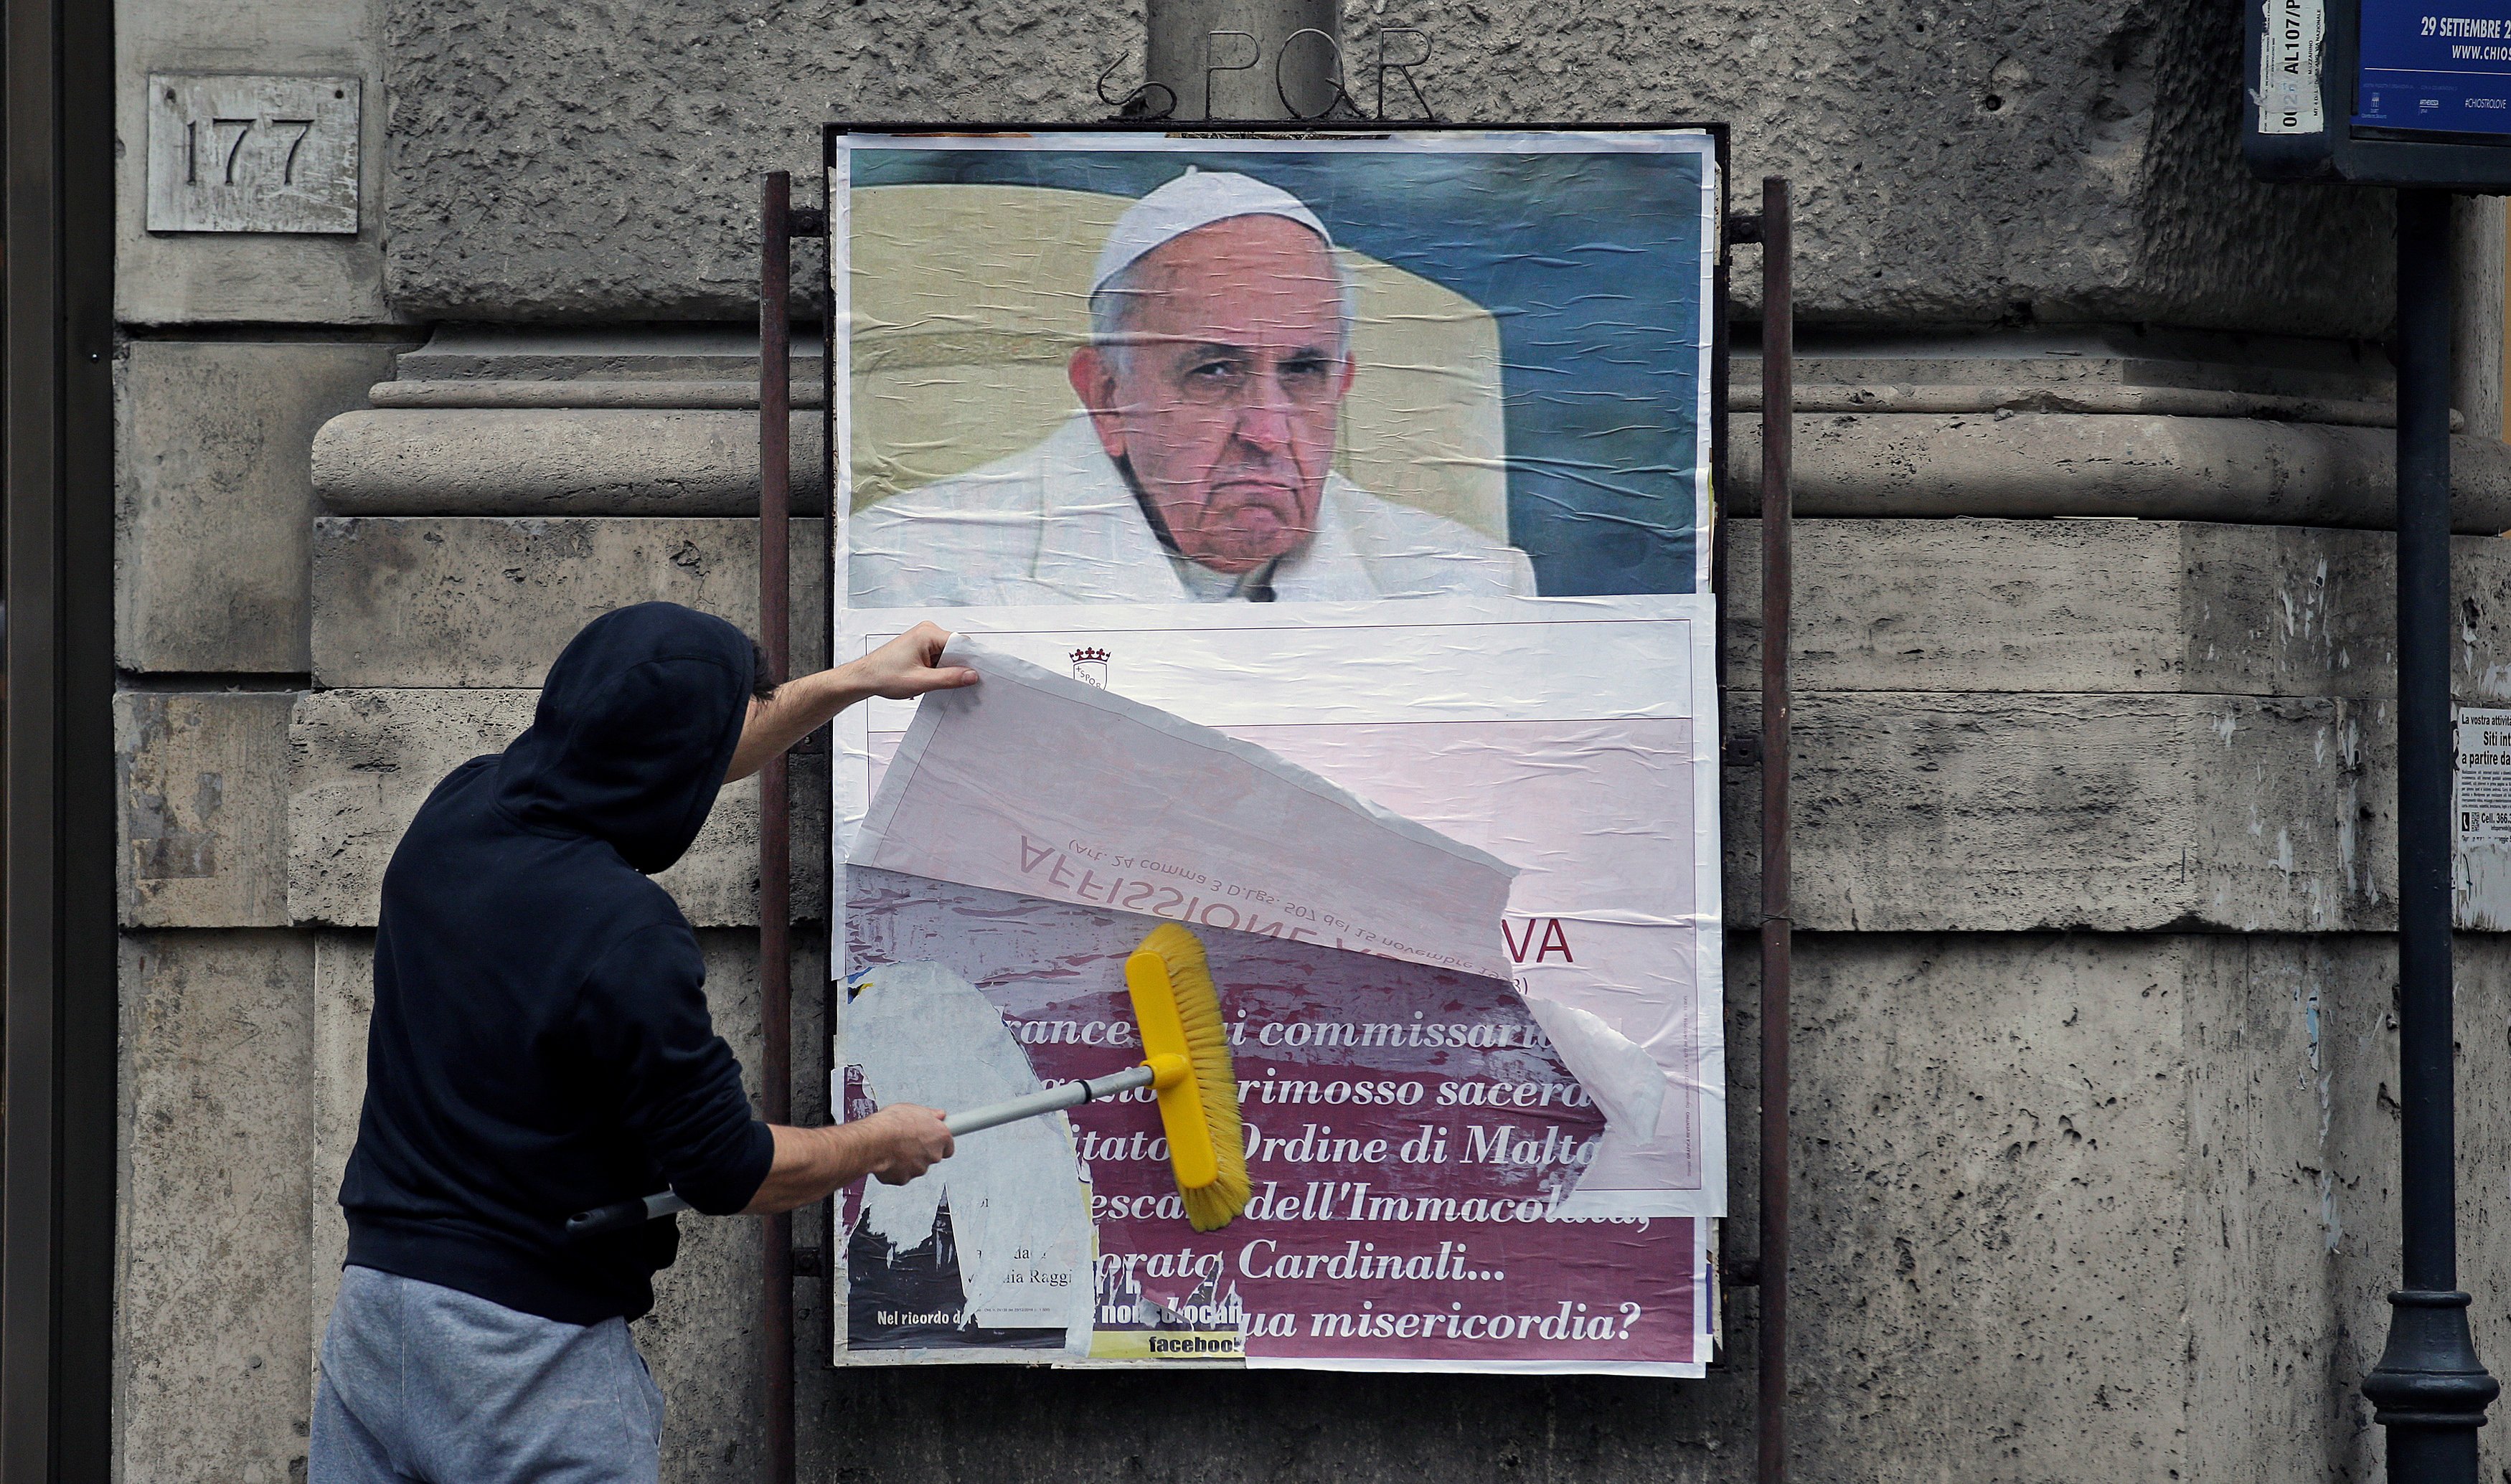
{"left": 311, "top": 602, "right": 970, "bottom": 1483}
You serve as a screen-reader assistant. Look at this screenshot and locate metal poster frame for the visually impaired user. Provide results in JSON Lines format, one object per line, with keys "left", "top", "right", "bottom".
{"left": 810, "top": 120, "right": 1737, "bottom": 1378}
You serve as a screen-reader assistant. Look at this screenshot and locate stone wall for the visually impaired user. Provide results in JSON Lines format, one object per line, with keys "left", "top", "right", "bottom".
{"left": 377, "top": 0, "right": 2392, "bottom": 334}
{"left": 108, "top": 0, "right": 2511, "bottom": 1481}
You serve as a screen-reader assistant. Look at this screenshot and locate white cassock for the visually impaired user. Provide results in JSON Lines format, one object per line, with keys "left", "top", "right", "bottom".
{"left": 849, "top": 415, "right": 1537, "bottom": 606}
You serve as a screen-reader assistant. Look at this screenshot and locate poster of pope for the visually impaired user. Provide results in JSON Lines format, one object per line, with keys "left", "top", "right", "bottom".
{"left": 826, "top": 128, "right": 1726, "bottom": 1378}
{"left": 835, "top": 131, "right": 1718, "bottom": 606}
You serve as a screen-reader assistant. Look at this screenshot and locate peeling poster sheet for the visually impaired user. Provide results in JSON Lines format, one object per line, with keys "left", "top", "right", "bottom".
{"left": 829, "top": 128, "right": 1724, "bottom": 1377}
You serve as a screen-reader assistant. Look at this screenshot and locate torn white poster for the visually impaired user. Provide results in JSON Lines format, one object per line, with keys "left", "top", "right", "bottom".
{"left": 851, "top": 638, "right": 1520, "bottom": 979}
{"left": 842, "top": 960, "right": 1097, "bottom": 1350}
{"left": 837, "top": 594, "right": 1724, "bottom": 1222}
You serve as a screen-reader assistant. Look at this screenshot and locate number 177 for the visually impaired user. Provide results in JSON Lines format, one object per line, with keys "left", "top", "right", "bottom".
{"left": 184, "top": 117, "right": 315, "bottom": 186}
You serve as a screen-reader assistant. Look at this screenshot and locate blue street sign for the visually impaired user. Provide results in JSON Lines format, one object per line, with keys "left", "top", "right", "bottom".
{"left": 2248, "top": 0, "right": 2511, "bottom": 187}
{"left": 2356, "top": 0, "right": 2511, "bottom": 136}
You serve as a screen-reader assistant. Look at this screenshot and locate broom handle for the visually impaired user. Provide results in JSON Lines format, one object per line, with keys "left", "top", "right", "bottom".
{"left": 563, "top": 1063, "right": 1158, "bottom": 1241}
{"left": 946, "top": 1063, "right": 1154, "bottom": 1135}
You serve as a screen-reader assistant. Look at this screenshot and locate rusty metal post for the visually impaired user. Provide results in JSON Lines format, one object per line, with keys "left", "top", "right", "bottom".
{"left": 757, "top": 169, "right": 796, "bottom": 1484}
{"left": 1756, "top": 174, "right": 1794, "bottom": 1484}
{"left": 819, "top": 170, "right": 845, "bottom": 1376}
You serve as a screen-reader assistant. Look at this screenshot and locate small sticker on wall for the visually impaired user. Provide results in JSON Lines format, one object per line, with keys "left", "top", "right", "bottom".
{"left": 2258, "top": 0, "right": 2327, "bottom": 135}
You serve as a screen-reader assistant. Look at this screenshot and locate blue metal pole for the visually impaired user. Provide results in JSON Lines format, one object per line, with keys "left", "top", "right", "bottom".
{"left": 2362, "top": 185, "right": 2499, "bottom": 1483}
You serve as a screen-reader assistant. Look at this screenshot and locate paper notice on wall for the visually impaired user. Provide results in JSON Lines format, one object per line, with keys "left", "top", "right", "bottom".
{"left": 2456, "top": 706, "right": 2511, "bottom": 929}
{"left": 852, "top": 639, "right": 1519, "bottom": 979}
{"left": 2456, "top": 708, "right": 2511, "bottom": 844}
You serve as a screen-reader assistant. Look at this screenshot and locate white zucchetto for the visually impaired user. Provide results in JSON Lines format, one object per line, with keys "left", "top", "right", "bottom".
{"left": 1090, "top": 169, "right": 1334, "bottom": 296}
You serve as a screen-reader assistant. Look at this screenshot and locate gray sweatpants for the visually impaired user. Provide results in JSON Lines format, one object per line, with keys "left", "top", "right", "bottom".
{"left": 311, "top": 1265, "right": 664, "bottom": 1484}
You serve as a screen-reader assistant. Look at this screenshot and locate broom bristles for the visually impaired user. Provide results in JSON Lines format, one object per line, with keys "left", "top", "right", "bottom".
{"left": 1136, "top": 923, "right": 1248, "bottom": 1231}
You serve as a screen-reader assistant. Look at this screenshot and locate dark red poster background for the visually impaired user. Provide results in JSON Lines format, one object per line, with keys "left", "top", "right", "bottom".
{"left": 842, "top": 868, "right": 1700, "bottom": 1369}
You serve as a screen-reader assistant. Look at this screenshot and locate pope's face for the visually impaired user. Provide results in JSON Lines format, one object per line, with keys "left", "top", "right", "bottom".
{"left": 1069, "top": 214, "right": 1355, "bottom": 575}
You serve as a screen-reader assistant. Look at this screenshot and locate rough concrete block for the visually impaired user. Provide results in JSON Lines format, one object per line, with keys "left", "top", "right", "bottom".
{"left": 118, "top": 691, "right": 298, "bottom": 928}
{"left": 2456, "top": 199, "right": 2507, "bottom": 440}
{"left": 1723, "top": 519, "right": 2511, "bottom": 701}
{"left": 288, "top": 689, "right": 826, "bottom": 927}
{"left": 1774, "top": 935, "right": 2511, "bottom": 1484}
{"left": 312, "top": 517, "right": 829, "bottom": 688}
{"left": 390, "top": 324, "right": 822, "bottom": 384}
{"left": 379, "top": 0, "right": 1129, "bottom": 322}
{"left": 118, "top": 341, "right": 400, "bottom": 673}
{"left": 288, "top": 690, "right": 516, "bottom": 928}
{"left": 1720, "top": 691, "right": 2399, "bottom": 933}
{"left": 1725, "top": 412, "right": 2511, "bottom": 531}
{"left": 310, "top": 403, "right": 2511, "bottom": 528}
{"left": 1729, "top": 339, "right": 2398, "bottom": 411}
{"left": 311, "top": 407, "right": 826, "bottom": 516}
{"left": 1728, "top": 517, "right": 2185, "bottom": 694}
{"left": 380, "top": 0, "right": 2390, "bottom": 337}
{"left": 116, "top": 0, "right": 393, "bottom": 323}
{"left": 818, "top": 1355, "right": 1750, "bottom": 1484}
{"left": 310, "top": 927, "right": 829, "bottom": 1484}
{"left": 2175, "top": 937, "right": 2385, "bottom": 1480}
{"left": 1775, "top": 935, "right": 2194, "bottom": 1480}
{"left": 118, "top": 930, "right": 316, "bottom": 1484}
{"left": 308, "top": 930, "right": 371, "bottom": 1374}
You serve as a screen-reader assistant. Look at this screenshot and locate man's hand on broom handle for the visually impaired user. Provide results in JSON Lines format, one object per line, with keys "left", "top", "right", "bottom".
{"left": 725, "top": 620, "right": 978, "bottom": 784}
{"left": 742, "top": 1103, "right": 956, "bottom": 1214}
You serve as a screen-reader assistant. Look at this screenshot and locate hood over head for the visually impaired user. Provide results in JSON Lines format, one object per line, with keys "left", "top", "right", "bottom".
{"left": 495, "top": 602, "right": 753, "bottom": 874}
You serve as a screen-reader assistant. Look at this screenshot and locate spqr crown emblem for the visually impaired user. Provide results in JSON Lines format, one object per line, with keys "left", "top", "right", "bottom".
{"left": 1070, "top": 647, "right": 1110, "bottom": 688}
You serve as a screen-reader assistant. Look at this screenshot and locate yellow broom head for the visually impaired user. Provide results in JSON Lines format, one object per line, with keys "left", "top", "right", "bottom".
{"left": 1124, "top": 924, "right": 1248, "bottom": 1231}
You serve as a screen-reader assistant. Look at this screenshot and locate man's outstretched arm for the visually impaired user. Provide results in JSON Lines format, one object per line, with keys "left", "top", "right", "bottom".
{"left": 726, "top": 620, "right": 975, "bottom": 783}
{"left": 743, "top": 1104, "right": 956, "bottom": 1214}
{"left": 725, "top": 620, "right": 971, "bottom": 1212}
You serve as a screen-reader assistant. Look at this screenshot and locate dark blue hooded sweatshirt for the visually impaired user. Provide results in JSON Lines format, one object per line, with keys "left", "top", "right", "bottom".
{"left": 339, "top": 602, "right": 776, "bottom": 1325}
